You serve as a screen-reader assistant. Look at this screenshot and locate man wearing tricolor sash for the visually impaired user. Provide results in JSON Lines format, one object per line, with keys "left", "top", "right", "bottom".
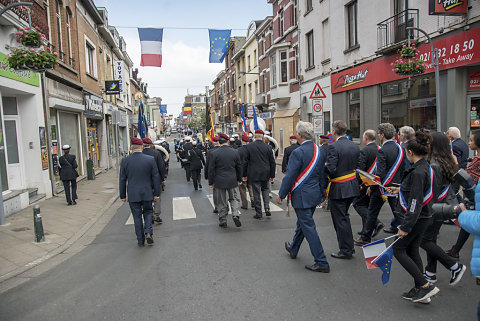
{"left": 326, "top": 120, "right": 360, "bottom": 259}
{"left": 277, "top": 122, "right": 329, "bottom": 272}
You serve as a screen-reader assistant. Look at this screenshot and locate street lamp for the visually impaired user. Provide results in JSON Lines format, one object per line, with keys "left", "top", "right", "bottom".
{"left": 406, "top": 27, "right": 442, "bottom": 132}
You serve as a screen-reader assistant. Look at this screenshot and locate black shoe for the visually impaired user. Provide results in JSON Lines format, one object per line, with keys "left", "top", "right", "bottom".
{"left": 331, "top": 251, "right": 353, "bottom": 259}
{"left": 157, "top": 218, "right": 163, "bottom": 224}
{"left": 450, "top": 264, "right": 466, "bottom": 286}
{"left": 253, "top": 215, "right": 262, "bottom": 220}
{"left": 199, "top": 184, "right": 202, "bottom": 189}
{"left": 137, "top": 243, "right": 145, "bottom": 247}
{"left": 402, "top": 287, "right": 419, "bottom": 301}
{"left": 241, "top": 206, "right": 248, "bottom": 210}
{"left": 423, "top": 272, "right": 437, "bottom": 284}
{"left": 354, "top": 237, "right": 370, "bottom": 246}
{"left": 146, "top": 234, "right": 154, "bottom": 245}
{"left": 383, "top": 227, "right": 397, "bottom": 234}
{"left": 67, "top": 202, "right": 72, "bottom": 206}
{"left": 265, "top": 211, "right": 271, "bottom": 217}
{"left": 195, "top": 187, "right": 198, "bottom": 190}
{"left": 72, "top": 200, "right": 77, "bottom": 205}
{"left": 305, "top": 263, "right": 330, "bottom": 273}
{"left": 219, "top": 222, "right": 227, "bottom": 228}
{"left": 233, "top": 216, "right": 242, "bottom": 227}
{"left": 372, "top": 222, "right": 384, "bottom": 237}
{"left": 213, "top": 209, "right": 218, "bottom": 214}
{"left": 284, "top": 241, "right": 296, "bottom": 259}
{"left": 412, "top": 284, "right": 439, "bottom": 302}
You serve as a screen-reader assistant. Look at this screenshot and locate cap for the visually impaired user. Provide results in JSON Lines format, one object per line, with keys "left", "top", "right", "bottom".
{"left": 62, "top": 144, "right": 71, "bottom": 150}
{"left": 320, "top": 135, "right": 330, "bottom": 139}
{"left": 229, "top": 137, "right": 235, "bottom": 142}
{"left": 185, "top": 136, "right": 192, "bottom": 142}
{"left": 255, "top": 129, "right": 264, "bottom": 135}
{"left": 131, "top": 137, "right": 143, "bottom": 145}
{"left": 232, "top": 134, "right": 239, "bottom": 138}
{"left": 212, "top": 136, "right": 220, "bottom": 142}
{"left": 192, "top": 141, "right": 197, "bottom": 146}
{"left": 265, "top": 130, "right": 271, "bottom": 135}
{"left": 242, "top": 134, "right": 250, "bottom": 143}
{"left": 142, "top": 137, "right": 153, "bottom": 144}
{"left": 289, "top": 135, "right": 297, "bottom": 139}
{"left": 205, "top": 137, "right": 210, "bottom": 141}
{"left": 153, "top": 140, "right": 161, "bottom": 145}
{"left": 248, "top": 132, "right": 254, "bottom": 138}
{"left": 219, "top": 133, "right": 229, "bottom": 140}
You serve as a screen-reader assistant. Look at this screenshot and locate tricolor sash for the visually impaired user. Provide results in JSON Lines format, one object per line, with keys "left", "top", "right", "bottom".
{"left": 382, "top": 142, "right": 404, "bottom": 186}
{"left": 291, "top": 143, "right": 321, "bottom": 193}
{"left": 399, "top": 166, "right": 434, "bottom": 212}
{"left": 326, "top": 171, "right": 357, "bottom": 198}
{"left": 367, "top": 145, "right": 381, "bottom": 175}
{"left": 438, "top": 184, "right": 451, "bottom": 202}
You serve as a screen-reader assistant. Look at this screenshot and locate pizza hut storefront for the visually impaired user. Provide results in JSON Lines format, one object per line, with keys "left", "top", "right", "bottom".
{"left": 331, "top": 25, "right": 480, "bottom": 140}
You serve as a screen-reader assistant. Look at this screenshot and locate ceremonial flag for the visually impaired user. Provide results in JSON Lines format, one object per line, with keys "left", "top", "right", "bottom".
{"left": 362, "top": 239, "right": 387, "bottom": 270}
{"left": 137, "top": 103, "right": 147, "bottom": 138}
{"left": 138, "top": 28, "right": 163, "bottom": 67}
{"left": 357, "top": 169, "right": 383, "bottom": 187}
{"left": 184, "top": 106, "right": 192, "bottom": 115}
{"left": 240, "top": 103, "right": 248, "bottom": 133}
{"left": 252, "top": 104, "right": 259, "bottom": 130}
{"left": 209, "top": 29, "right": 231, "bottom": 63}
{"left": 183, "top": 114, "right": 188, "bottom": 121}
{"left": 159, "top": 104, "right": 167, "bottom": 114}
{"left": 374, "top": 247, "right": 394, "bottom": 285}
{"left": 168, "top": 114, "right": 173, "bottom": 120}
{"left": 206, "top": 100, "right": 215, "bottom": 141}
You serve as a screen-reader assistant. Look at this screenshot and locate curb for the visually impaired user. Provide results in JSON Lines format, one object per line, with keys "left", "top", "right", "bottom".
{"left": 0, "top": 192, "right": 120, "bottom": 284}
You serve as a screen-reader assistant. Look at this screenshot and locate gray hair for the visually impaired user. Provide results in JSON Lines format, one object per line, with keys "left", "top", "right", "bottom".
{"left": 448, "top": 127, "right": 461, "bottom": 139}
{"left": 363, "top": 129, "right": 376, "bottom": 142}
{"left": 399, "top": 126, "right": 415, "bottom": 140}
{"left": 296, "top": 121, "right": 314, "bottom": 140}
{"left": 378, "top": 123, "right": 396, "bottom": 139}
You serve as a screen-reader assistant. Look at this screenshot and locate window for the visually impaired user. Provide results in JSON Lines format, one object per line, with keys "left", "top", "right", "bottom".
{"left": 263, "top": 74, "right": 267, "bottom": 93}
{"left": 248, "top": 55, "right": 251, "bottom": 71}
{"left": 306, "top": 31, "right": 314, "bottom": 69}
{"left": 263, "top": 40, "right": 266, "bottom": 55}
{"left": 248, "top": 84, "right": 252, "bottom": 103}
{"left": 349, "top": 90, "right": 360, "bottom": 139}
{"left": 347, "top": 1, "right": 358, "bottom": 48}
{"left": 322, "top": 19, "right": 330, "bottom": 60}
{"left": 279, "top": 10, "right": 284, "bottom": 36}
{"left": 226, "top": 77, "right": 230, "bottom": 93}
{"left": 280, "top": 50, "right": 288, "bottom": 83}
{"left": 253, "top": 50, "right": 257, "bottom": 67}
{"left": 66, "top": 13, "right": 72, "bottom": 65}
{"left": 55, "top": 0, "right": 63, "bottom": 58}
{"left": 231, "top": 73, "right": 235, "bottom": 90}
{"left": 85, "top": 41, "right": 96, "bottom": 76}
{"left": 306, "top": 0, "right": 313, "bottom": 12}
{"left": 254, "top": 80, "right": 258, "bottom": 95}
{"left": 270, "top": 53, "right": 277, "bottom": 86}
{"left": 294, "top": 47, "right": 298, "bottom": 79}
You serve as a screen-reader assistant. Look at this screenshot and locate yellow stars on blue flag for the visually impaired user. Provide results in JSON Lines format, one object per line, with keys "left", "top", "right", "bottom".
{"left": 375, "top": 247, "right": 394, "bottom": 285}
{"left": 208, "top": 30, "right": 231, "bottom": 63}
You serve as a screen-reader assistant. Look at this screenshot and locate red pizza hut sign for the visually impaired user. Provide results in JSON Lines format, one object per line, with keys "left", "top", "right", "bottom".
{"left": 429, "top": 0, "right": 468, "bottom": 15}
{"left": 331, "top": 26, "right": 480, "bottom": 94}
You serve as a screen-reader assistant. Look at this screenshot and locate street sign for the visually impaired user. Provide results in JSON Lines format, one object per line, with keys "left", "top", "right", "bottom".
{"left": 312, "top": 99, "right": 323, "bottom": 114}
{"left": 309, "top": 82, "right": 327, "bottom": 99}
{"left": 312, "top": 117, "right": 324, "bottom": 134}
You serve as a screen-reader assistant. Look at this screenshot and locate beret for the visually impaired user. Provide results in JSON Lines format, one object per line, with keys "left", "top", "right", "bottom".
{"left": 212, "top": 136, "right": 220, "bottom": 142}
{"left": 255, "top": 129, "right": 264, "bottom": 135}
{"left": 289, "top": 135, "right": 297, "bottom": 139}
{"left": 320, "top": 135, "right": 330, "bottom": 139}
{"left": 242, "top": 134, "right": 250, "bottom": 142}
{"left": 142, "top": 137, "right": 153, "bottom": 144}
{"left": 131, "top": 137, "right": 143, "bottom": 145}
{"left": 219, "top": 133, "right": 230, "bottom": 140}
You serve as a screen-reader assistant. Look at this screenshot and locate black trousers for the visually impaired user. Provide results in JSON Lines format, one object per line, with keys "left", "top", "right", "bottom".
{"left": 451, "top": 228, "right": 470, "bottom": 254}
{"left": 191, "top": 169, "right": 202, "bottom": 189}
{"left": 353, "top": 187, "right": 381, "bottom": 232}
{"left": 329, "top": 197, "right": 355, "bottom": 256}
{"left": 184, "top": 163, "right": 191, "bottom": 181}
{"left": 62, "top": 179, "right": 77, "bottom": 204}
{"left": 421, "top": 219, "right": 457, "bottom": 273}
{"left": 393, "top": 217, "right": 432, "bottom": 287}
{"left": 362, "top": 189, "right": 400, "bottom": 241}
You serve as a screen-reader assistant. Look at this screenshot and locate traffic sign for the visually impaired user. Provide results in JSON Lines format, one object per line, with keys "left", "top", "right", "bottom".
{"left": 309, "top": 82, "right": 327, "bottom": 99}
{"left": 312, "top": 99, "right": 323, "bottom": 114}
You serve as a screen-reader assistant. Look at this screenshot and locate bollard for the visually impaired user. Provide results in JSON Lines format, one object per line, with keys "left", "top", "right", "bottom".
{"left": 86, "top": 159, "right": 95, "bottom": 180}
{"left": 33, "top": 205, "right": 45, "bottom": 242}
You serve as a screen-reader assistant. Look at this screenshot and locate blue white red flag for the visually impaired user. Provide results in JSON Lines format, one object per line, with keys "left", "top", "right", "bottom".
{"left": 138, "top": 28, "right": 163, "bottom": 67}
{"left": 362, "top": 238, "right": 387, "bottom": 270}
{"left": 252, "top": 105, "right": 259, "bottom": 130}
{"left": 240, "top": 103, "right": 248, "bottom": 133}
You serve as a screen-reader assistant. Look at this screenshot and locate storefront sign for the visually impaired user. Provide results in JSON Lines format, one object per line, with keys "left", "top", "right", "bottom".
{"left": 469, "top": 70, "right": 480, "bottom": 90}
{"left": 84, "top": 94, "right": 104, "bottom": 119}
{"left": 471, "top": 106, "right": 480, "bottom": 127}
{"left": 105, "top": 80, "right": 120, "bottom": 95}
{"left": 0, "top": 52, "right": 39, "bottom": 87}
{"left": 259, "top": 112, "right": 272, "bottom": 119}
{"left": 115, "top": 61, "right": 124, "bottom": 93}
{"left": 331, "top": 26, "right": 480, "bottom": 94}
{"left": 429, "top": 0, "right": 468, "bottom": 15}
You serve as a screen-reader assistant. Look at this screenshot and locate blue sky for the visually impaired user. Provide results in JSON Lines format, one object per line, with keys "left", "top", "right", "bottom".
{"left": 94, "top": 0, "right": 272, "bottom": 119}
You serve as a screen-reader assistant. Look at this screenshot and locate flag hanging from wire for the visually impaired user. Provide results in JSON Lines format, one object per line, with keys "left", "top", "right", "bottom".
{"left": 138, "top": 28, "right": 163, "bottom": 67}
{"left": 208, "top": 29, "right": 231, "bottom": 63}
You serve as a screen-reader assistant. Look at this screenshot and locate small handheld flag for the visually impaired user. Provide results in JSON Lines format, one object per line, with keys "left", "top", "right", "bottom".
{"left": 374, "top": 247, "right": 394, "bottom": 285}
{"left": 209, "top": 29, "right": 231, "bottom": 63}
{"left": 138, "top": 28, "right": 163, "bottom": 67}
{"left": 362, "top": 235, "right": 399, "bottom": 285}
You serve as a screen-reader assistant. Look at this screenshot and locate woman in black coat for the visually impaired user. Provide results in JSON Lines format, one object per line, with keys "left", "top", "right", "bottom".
{"left": 188, "top": 141, "right": 206, "bottom": 190}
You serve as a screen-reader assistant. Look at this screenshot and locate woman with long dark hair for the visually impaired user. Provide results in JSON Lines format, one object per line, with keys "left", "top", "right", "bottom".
{"left": 386, "top": 129, "right": 439, "bottom": 303}
{"left": 420, "top": 132, "right": 466, "bottom": 286}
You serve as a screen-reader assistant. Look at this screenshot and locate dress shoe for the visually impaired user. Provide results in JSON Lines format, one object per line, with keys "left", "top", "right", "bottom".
{"left": 253, "top": 215, "right": 262, "bottom": 220}
{"left": 146, "top": 234, "right": 154, "bottom": 245}
{"left": 213, "top": 209, "right": 218, "bottom": 214}
{"left": 373, "top": 222, "right": 385, "bottom": 237}
{"left": 219, "top": 222, "right": 227, "bottom": 228}
{"left": 233, "top": 216, "right": 242, "bottom": 227}
{"left": 331, "top": 251, "right": 353, "bottom": 259}
{"left": 72, "top": 200, "right": 77, "bottom": 205}
{"left": 199, "top": 184, "right": 202, "bottom": 189}
{"left": 383, "top": 227, "right": 397, "bottom": 234}
{"left": 265, "top": 210, "right": 271, "bottom": 217}
{"left": 67, "top": 202, "right": 72, "bottom": 206}
{"left": 354, "top": 237, "right": 370, "bottom": 246}
{"left": 305, "top": 263, "right": 330, "bottom": 273}
{"left": 137, "top": 243, "right": 145, "bottom": 247}
{"left": 284, "top": 241, "right": 296, "bottom": 259}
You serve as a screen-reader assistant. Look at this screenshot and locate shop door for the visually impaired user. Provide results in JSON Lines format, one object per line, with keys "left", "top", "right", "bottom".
{"left": 2, "top": 97, "right": 24, "bottom": 190}
{"left": 87, "top": 127, "right": 99, "bottom": 170}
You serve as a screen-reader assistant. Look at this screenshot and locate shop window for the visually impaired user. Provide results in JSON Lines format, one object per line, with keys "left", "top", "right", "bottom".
{"left": 324, "top": 111, "right": 331, "bottom": 134}
{"left": 349, "top": 90, "right": 360, "bottom": 139}
{"left": 4, "top": 120, "right": 19, "bottom": 164}
{"left": 280, "top": 50, "right": 288, "bottom": 83}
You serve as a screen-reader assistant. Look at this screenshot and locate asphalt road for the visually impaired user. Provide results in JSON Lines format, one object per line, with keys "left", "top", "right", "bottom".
{"left": 0, "top": 142, "right": 478, "bottom": 321}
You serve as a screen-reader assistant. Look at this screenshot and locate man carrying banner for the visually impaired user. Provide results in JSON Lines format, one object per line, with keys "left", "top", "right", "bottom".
{"left": 277, "top": 121, "right": 329, "bottom": 272}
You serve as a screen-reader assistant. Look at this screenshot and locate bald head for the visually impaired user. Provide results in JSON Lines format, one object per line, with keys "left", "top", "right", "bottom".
{"left": 363, "top": 130, "right": 376, "bottom": 142}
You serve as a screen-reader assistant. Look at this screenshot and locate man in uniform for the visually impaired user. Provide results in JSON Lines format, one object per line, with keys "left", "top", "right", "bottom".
{"left": 205, "top": 136, "right": 220, "bottom": 213}
{"left": 58, "top": 145, "right": 79, "bottom": 206}
{"left": 208, "top": 133, "right": 242, "bottom": 228}
{"left": 238, "top": 134, "right": 254, "bottom": 209}
{"left": 282, "top": 135, "right": 300, "bottom": 174}
{"left": 142, "top": 137, "right": 165, "bottom": 224}
{"left": 180, "top": 136, "right": 194, "bottom": 182}
{"left": 243, "top": 129, "right": 276, "bottom": 219}
{"left": 120, "top": 138, "right": 160, "bottom": 246}
{"left": 326, "top": 120, "right": 360, "bottom": 259}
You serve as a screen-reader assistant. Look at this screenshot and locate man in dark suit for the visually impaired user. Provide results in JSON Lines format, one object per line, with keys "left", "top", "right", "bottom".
{"left": 208, "top": 133, "right": 242, "bottom": 228}
{"left": 238, "top": 134, "right": 254, "bottom": 209}
{"left": 355, "top": 123, "right": 405, "bottom": 245}
{"left": 58, "top": 145, "right": 79, "bottom": 206}
{"left": 180, "top": 136, "right": 194, "bottom": 181}
{"left": 243, "top": 129, "right": 276, "bottom": 219}
{"left": 142, "top": 137, "right": 165, "bottom": 224}
{"left": 120, "top": 137, "right": 160, "bottom": 246}
{"left": 326, "top": 120, "right": 360, "bottom": 259}
{"left": 352, "top": 130, "right": 383, "bottom": 236}
{"left": 188, "top": 140, "right": 206, "bottom": 190}
{"left": 282, "top": 135, "right": 300, "bottom": 173}
{"left": 205, "top": 136, "right": 220, "bottom": 213}
{"left": 447, "top": 126, "right": 469, "bottom": 169}
{"left": 277, "top": 121, "right": 329, "bottom": 273}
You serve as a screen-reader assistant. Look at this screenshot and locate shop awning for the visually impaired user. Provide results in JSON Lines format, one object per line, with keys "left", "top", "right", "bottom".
{"left": 273, "top": 108, "right": 298, "bottom": 118}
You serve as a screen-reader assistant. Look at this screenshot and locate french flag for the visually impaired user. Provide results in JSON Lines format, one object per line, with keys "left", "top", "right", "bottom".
{"left": 138, "top": 28, "right": 163, "bottom": 67}
{"left": 361, "top": 239, "right": 387, "bottom": 269}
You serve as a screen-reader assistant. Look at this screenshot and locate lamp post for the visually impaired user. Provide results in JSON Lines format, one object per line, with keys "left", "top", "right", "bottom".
{"left": 406, "top": 27, "right": 441, "bottom": 132}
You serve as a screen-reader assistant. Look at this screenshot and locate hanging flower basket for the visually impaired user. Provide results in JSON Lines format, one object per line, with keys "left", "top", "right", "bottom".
{"left": 7, "top": 47, "right": 58, "bottom": 72}
{"left": 15, "top": 26, "right": 46, "bottom": 48}
{"left": 391, "top": 42, "right": 425, "bottom": 76}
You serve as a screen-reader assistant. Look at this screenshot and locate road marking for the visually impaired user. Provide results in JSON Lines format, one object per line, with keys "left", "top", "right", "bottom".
{"left": 207, "top": 193, "right": 283, "bottom": 212}
{"left": 173, "top": 196, "right": 196, "bottom": 220}
{"left": 126, "top": 214, "right": 134, "bottom": 225}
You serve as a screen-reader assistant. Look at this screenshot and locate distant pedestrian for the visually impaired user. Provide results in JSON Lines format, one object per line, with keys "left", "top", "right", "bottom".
{"left": 205, "top": 136, "right": 220, "bottom": 213}
{"left": 282, "top": 135, "right": 300, "bottom": 174}
{"left": 120, "top": 137, "right": 160, "bottom": 246}
{"left": 180, "top": 136, "right": 194, "bottom": 182}
{"left": 142, "top": 137, "right": 165, "bottom": 224}
{"left": 446, "top": 126, "right": 469, "bottom": 169}
{"left": 188, "top": 140, "right": 206, "bottom": 190}
{"left": 58, "top": 145, "right": 79, "bottom": 206}
{"left": 238, "top": 134, "right": 254, "bottom": 209}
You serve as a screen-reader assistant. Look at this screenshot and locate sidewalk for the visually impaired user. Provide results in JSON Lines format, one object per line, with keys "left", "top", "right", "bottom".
{"left": 0, "top": 169, "right": 120, "bottom": 283}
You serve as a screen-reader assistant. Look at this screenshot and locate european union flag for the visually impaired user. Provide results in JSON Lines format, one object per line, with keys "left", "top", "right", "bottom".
{"left": 375, "top": 247, "right": 394, "bottom": 285}
{"left": 209, "top": 29, "right": 231, "bottom": 63}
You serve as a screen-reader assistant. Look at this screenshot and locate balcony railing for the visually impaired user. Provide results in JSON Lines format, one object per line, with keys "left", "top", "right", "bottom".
{"left": 377, "top": 9, "right": 419, "bottom": 52}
